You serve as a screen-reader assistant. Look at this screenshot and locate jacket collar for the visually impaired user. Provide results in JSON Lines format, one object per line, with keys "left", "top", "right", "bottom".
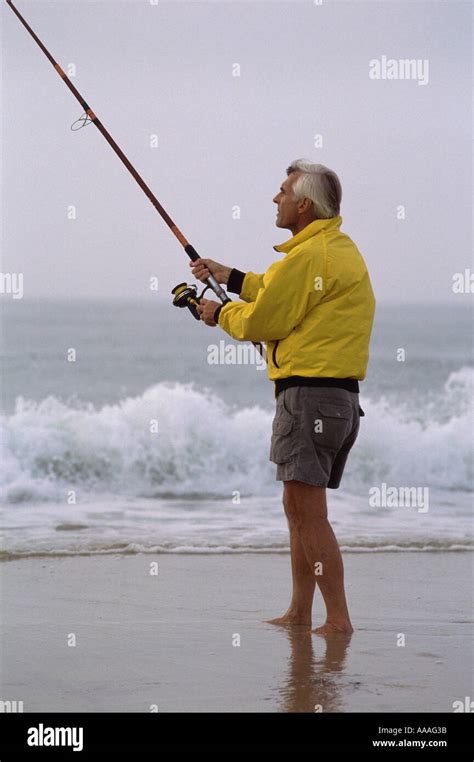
{"left": 273, "top": 215, "right": 342, "bottom": 253}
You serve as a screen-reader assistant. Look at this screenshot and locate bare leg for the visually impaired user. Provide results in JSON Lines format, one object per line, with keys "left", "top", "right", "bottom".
{"left": 268, "top": 480, "right": 353, "bottom": 634}
{"left": 266, "top": 520, "right": 316, "bottom": 626}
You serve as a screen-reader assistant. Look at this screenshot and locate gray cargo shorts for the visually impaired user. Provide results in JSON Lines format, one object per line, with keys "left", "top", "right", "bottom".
{"left": 269, "top": 386, "right": 363, "bottom": 489}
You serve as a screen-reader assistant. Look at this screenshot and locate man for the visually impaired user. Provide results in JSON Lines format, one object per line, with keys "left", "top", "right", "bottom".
{"left": 192, "top": 160, "right": 376, "bottom": 635}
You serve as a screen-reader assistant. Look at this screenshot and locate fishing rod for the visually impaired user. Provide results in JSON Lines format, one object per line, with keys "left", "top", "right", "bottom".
{"left": 6, "top": 0, "right": 266, "bottom": 359}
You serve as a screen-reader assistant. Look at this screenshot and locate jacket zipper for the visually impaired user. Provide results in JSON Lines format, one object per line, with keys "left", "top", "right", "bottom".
{"left": 272, "top": 339, "right": 280, "bottom": 368}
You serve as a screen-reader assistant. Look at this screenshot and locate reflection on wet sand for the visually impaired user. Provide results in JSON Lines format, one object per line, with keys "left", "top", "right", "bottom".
{"left": 274, "top": 627, "right": 353, "bottom": 712}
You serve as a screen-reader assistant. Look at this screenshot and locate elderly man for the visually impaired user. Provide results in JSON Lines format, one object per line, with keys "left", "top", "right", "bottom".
{"left": 192, "top": 160, "right": 376, "bottom": 635}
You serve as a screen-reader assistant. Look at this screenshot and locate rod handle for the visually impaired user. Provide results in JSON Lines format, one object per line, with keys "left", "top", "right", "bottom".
{"left": 184, "top": 244, "right": 231, "bottom": 305}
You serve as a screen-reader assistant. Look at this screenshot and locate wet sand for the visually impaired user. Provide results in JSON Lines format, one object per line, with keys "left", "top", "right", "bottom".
{"left": 0, "top": 551, "right": 471, "bottom": 712}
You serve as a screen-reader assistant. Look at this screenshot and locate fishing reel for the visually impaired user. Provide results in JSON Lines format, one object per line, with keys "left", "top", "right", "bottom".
{"left": 171, "top": 282, "right": 213, "bottom": 321}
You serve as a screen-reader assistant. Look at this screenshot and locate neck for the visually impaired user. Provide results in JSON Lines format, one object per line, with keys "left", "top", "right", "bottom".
{"left": 289, "top": 216, "right": 318, "bottom": 237}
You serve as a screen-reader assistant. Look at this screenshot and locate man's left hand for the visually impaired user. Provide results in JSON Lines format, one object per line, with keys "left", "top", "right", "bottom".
{"left": 196, "top": 298, "right": 220, "bottom": 326}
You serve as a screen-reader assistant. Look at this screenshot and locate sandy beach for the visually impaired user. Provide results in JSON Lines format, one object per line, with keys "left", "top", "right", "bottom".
{"left": 0, "top": 551, "right": 471, "bottom": 713}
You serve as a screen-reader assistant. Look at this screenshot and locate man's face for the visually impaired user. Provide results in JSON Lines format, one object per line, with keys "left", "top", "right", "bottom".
{"left": 273, "top": 173, "right": 301, "bottom": 230}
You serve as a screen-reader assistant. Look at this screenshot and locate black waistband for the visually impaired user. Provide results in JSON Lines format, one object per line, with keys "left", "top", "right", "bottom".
{"left": 275, "top": 376, "right": 360, "bottom": 396}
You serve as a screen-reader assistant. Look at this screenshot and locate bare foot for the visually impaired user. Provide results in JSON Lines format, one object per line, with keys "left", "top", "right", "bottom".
{"left": 265, "top": 613, "right": 311, "bottom": 626}
{"left": 312, "top": 621, "right": 353, "bottom": 636}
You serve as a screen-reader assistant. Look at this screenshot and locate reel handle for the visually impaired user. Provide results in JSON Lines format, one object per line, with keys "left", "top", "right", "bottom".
{"left": 171, "top": 283, "right": 202, "bottom": 320}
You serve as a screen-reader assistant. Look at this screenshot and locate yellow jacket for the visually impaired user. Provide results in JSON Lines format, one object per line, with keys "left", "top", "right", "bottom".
{"left": 217, "top": 216, "right": 376, "bottom": 381}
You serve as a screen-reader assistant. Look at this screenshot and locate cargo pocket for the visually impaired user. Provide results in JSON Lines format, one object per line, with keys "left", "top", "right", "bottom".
{"left": 269, "top": 409, "right": 298, "bottom": 464}
{"left": 312, "top": 401, "right": 353, "bottom": 451}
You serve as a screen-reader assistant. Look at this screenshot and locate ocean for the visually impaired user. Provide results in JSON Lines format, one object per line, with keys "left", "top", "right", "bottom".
{"left": 0, "top": 300, "right": 472, "bottom": 559}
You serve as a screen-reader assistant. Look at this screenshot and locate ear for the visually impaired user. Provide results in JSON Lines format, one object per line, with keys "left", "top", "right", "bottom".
{"left": 298, "top": 197, "right": 313, "bottom": 214}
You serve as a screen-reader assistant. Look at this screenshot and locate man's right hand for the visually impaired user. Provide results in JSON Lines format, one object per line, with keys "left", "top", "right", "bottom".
{"left": 189, "top": 258, "right": 232, "bottom": 285}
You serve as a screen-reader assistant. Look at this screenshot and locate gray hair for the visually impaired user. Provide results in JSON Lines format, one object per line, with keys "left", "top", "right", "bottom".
{"left": 286, "top": 159, "right": 342, "bottom": 219}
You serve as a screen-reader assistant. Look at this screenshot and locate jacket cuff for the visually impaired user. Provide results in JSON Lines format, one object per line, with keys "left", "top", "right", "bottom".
{"left": 227, "top": 268, "right": 246, "bottom": 295}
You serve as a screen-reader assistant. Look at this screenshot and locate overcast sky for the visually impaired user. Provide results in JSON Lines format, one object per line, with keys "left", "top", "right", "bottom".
{"left": 1, "top": 0, "right": 471, "bottom": 303}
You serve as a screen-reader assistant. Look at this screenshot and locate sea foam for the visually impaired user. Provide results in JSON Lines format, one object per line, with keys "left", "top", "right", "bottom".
{"left": 1, "top": 368, "right": 472, "bottom": 503}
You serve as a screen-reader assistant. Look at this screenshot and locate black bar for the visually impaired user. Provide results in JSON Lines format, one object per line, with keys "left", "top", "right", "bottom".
{"left": 0, "top": 712, "right": 472, "bottom": 757}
